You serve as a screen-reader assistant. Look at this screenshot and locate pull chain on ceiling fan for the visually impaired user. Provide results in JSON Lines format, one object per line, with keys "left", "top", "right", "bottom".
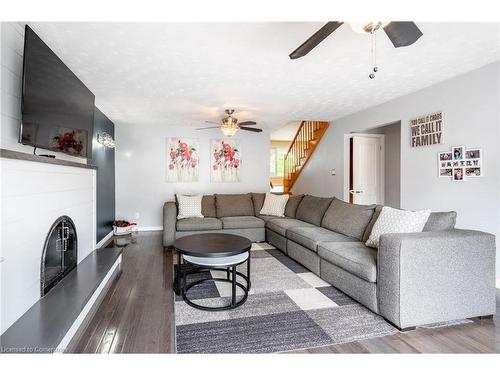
{"left": 369, "top": 23, "right": 379, "bottom": 79}
{"left": 289, "top": 21, "right": 423, "bottom": 79}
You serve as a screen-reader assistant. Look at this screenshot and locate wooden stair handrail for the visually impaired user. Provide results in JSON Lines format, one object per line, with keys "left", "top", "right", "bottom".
{"left": 282, "top": 120, "right": 330, "bottom": 193}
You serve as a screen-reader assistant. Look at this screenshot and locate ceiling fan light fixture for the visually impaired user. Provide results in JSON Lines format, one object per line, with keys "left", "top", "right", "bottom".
{"left": 221, "top": 124, "right": 239, "bottom": 137}
{"left": 220, "top": 112, "right": 239, "bottom": 137}
{"left": 348, "top": 21, "right": 390, "bottom": 34}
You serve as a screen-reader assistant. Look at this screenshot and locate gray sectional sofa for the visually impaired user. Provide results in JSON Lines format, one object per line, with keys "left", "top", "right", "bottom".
{"left": 163, "top": 193, "right": 496, "bottom": 330}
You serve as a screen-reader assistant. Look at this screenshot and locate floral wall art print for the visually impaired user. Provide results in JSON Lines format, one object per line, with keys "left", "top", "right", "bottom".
{"left": 211, "top": 139, "right": 241, "bottom": 182}
{"left": 166, "top": 138, "right": 199, "bottom": 182}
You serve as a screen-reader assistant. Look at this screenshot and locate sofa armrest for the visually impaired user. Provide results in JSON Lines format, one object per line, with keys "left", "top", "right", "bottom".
{"left": 163, "top": 201, "right": 177, "bottom": 248}
{"left": 378, "top": 229, "right": 496, "bottom": 329}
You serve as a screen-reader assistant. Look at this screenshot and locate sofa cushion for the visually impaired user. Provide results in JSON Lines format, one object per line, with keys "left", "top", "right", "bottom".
{"left": 321, "top": 198, "right": 376, "bottom": 240}
{"left": 287, "top": 226, "right": 358, "bottom": 252}
{"left": 258, "top": 215, "right": 281, "bottom": 222}
{"left": 295, "top": 195, "right": 333, "bottom": 226}
{"left": 176, "top": 217, "right": 222, "bottom": 231}
{"left": 423, "top": 211, "right": 457, "bottom": 232}
{"left": 285, "top": 194, "right": 304, "bottom": 218}
{"left": 251, "top": 193, "right": 266, "bottom": 216}
{"left": 266, "top": 218, "right": 314, "bottom": 237}
{"left": 215, "top": 193, "right": 254, "bottom": 218}
{"left": 362, "top": 205, "right": 383, "bottom": 242}
{"left": 221, "top": 216, "right": 265, "bottom": 229}
{"left": 201, "top": 195, "right": 217, "bottom": 218}
{"left": 318, "top": 242, "right": 378, "bottom": 283}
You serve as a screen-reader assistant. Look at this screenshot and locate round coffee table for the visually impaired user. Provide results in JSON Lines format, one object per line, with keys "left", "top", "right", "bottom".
{"left": 174, "top": 233, "right": 252, "bottom": 311}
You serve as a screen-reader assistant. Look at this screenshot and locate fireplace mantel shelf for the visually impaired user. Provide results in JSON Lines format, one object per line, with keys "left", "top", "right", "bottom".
{"left": 0, "top": 148, "right": 97, "bottom": 170}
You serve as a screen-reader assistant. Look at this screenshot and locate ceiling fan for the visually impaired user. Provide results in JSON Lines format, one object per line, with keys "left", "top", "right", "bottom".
{"left": 289, "top": 21, "right": 423, "bottom": 78}
{"left": 197, "top": 109, "right": 262, "bottom": 137}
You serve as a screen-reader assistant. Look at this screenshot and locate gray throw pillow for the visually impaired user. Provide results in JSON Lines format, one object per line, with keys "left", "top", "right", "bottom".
{"left": 201, "top": 195, "right": 216, "bottom": 218}
{"left": 322, "top": 198, "right": 376, "bottom": 240}
{"left": 423, "top": 211, "right": 457, "bottom": 231}
{"left": 285, "top": 194, "right": 304, "bottom": 218}
{"left": 215, "top": 193, "right": 254, "bottom": 218}
{"left": 251, "top": 192, "right": 266, "bottom": 216}
{"left": 295, "top": 195, "right": 333, "bottom": 226}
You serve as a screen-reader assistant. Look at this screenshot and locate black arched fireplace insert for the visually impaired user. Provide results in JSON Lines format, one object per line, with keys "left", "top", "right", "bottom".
{"left": 41, "top": 216, "right": 78, "bottom": 296}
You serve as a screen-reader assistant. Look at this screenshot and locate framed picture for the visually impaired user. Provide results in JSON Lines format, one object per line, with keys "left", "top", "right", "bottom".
{"left": 210, "top": 139, "right": 241, "bottom": 182}
{"left": 465, "top": 167, "right": 482, "bottom": 177}
{"left": 438, "top": 146, "right": 483, "bottom": 181}
{"left": 452, "top": 167, "right": 464, "bottom": 182}
{"left": 438, "top": 151, "right": 452, "bottom": 161}
{"left": 439, "top": 168, "right": 453, "bottom": 177}
{"left": 452, "top": 145, "right": 464, "bottom": 161}
{"left": 465, "top": 149, "right": 481, "bottom": 159}
{"left": 166, "top": 138, "right": 199, "bottom": 182}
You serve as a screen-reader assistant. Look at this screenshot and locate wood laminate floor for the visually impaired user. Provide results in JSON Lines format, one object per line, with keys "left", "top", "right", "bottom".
{"left": 72, "top": 232, "right": 500, "bottom": 354}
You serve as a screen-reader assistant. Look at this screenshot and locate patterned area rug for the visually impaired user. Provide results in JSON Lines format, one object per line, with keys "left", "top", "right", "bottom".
{"left": 174, "top": 243, "right": 470, "bottom": 353}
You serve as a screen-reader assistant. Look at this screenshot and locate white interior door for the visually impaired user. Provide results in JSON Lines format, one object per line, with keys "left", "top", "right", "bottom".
{"left": 351, "top": 135, "right": 383, "bottom": 205}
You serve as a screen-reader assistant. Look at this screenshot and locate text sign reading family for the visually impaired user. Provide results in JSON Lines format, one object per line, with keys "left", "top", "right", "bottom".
{"left": 410, "top": 111, "right": 444, "bottom": 148}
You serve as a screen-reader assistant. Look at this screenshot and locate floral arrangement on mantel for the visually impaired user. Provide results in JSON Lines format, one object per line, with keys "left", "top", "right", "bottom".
{"left": 166, "top": 138, "right": 199, "bottom": 182}
{"left": 112, "top": 220, "right": 138, "bottom": 236}
{"left": 211, "top": 139, "right": 241, "bottom": 182}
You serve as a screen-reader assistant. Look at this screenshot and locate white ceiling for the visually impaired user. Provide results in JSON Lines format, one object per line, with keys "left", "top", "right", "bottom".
{"left": 271, "top": 122, "right": 300, "bottom": 141}
{"left": 29, "top": 22, "right": 499, "bottom": 130}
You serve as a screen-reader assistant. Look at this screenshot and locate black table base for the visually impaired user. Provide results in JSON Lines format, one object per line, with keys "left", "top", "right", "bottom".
{"left": 175, "top": 254, "right": 251, "bottom": 311}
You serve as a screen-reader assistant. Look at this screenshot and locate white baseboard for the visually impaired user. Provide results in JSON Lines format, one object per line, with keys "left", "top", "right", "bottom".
{"left": 138, "top": 226, "right": 163, "bottom": 232}
{"left": 95, "top": 230, "right": 113, "bottom": 249}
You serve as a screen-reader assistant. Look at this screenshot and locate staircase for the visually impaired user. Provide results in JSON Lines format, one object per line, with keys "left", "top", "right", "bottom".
{"left": 283, "top": 120, "right": 330, "bottom": 194}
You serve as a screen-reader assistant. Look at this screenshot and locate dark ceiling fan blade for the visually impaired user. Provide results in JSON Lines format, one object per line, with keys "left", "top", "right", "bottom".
{"left": 196, "top": 126, "right": 221, "bottom": 130}
{"left": 383, "top": 22, "right": 423, "bottom": 48}
{"left": 205, "top": 120, "right": 220, "bottom": 125}
{"left": 239, "top": 126, "right": 262, "bottom": 132}
{"left": 289, "top": 21, "right": 344, "bottom": 60}
{"left": 238, "top": 121, "right": 257, "bottom": 126}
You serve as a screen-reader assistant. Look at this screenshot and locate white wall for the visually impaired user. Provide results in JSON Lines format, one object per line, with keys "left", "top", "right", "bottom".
{"left": 292, "top": 62, "right": 500, "bottom": 282}
{"left": 115, "top": 123, "right": 270, "bottom": 228}
{"left": 0, "top": 22, "right": 84, "bottom": 164}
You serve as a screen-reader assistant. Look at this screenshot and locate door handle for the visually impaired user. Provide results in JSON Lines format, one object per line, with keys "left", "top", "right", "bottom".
{"left": 349, "top": 190, "right": 364, "bottom": 194}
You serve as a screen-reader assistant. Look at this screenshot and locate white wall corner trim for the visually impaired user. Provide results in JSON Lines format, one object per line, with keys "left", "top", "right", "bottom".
{"left": 95, "top": 230, "right": 113, "bottom": 249}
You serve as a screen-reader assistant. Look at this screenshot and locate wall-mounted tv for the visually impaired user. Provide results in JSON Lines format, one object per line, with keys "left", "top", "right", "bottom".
{"left": 19, "top": 25, "right": 95, "bottom": 158}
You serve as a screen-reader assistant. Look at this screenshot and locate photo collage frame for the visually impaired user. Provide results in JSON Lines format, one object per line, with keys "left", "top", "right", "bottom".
{"left": 438, "top": 146, "right": 482, "bottom": 182}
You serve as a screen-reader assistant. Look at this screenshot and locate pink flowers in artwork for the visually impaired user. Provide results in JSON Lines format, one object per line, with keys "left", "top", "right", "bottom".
{"left": 211, "top": 140, "right": 241, "bottom": 182}
{"left": 166, "top": 138, "right": 199, "bottom": 182}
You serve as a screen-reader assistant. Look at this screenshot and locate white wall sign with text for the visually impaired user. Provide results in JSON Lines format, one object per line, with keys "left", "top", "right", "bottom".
{"left": 410, "top": 111, "right": 444, "bottom": 148}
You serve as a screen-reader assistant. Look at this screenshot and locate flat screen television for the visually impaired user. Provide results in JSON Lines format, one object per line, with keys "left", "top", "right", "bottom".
{"left": 19, "top": 25, "right": 95, "bottom": 158}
